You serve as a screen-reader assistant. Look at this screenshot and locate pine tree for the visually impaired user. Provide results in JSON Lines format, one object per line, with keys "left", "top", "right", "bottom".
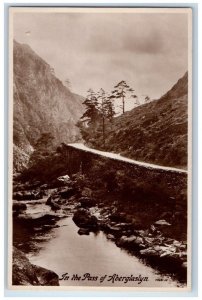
{"left": 105, "top": 94, "right": 116, "bottom": 122}
{"left": 97, "top": 88, "right": 108, "bottom": 147}
{"left": 96, "top": 89, "right": 115, "bottom": 147}
{"left": 110, "top": 80, "right": 135, "bottom": 114}
{"left": 80, "top": 89, "right": 99, "bottom": 126}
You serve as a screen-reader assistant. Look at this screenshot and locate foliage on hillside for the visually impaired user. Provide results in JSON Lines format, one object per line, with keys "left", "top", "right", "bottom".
{"left": 80, "top": 72, "right": 188, "bottom": 169}
{"left": 19, "top": 141, "right": 69, "bottom": 184}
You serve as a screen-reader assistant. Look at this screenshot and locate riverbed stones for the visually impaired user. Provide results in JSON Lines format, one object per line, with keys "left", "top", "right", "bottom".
{"left": 134, "top": 236, "right": 144, "bottom": 246}
{"left": 13, "top": 190, "right": 44, "bottom": 201}
{"left": 46, "top": 196, "right": 61, "bottom": 211}
{"left": 57, "top": 174, "right": 70, "bottom": 184}
{"left": 101, "top": 223, "right": 122, "bottom": 236}
{"left": 12, "top": 174, "right": 187, "bottom": 284}
{"left": 79, "top": 197, "right": 96, "bottom": 208}
{"left": 49, "top": 200, "right": 61, "bottom": 211}
{"left": 81, "top": 187, "right": 93, "bottom": 198}
{"left": 140, "top": 248, "right": 159, "bottom": 257}
{"left": 59, "top": 187, "right": 76, "bottom": 199}
{"left": 140, "top": 242, "right": 187, "bottom": 266}
{"left": 46, "top": 195, "right": 53, "bottom": 205}
{"left": 116, "top": 235, "right": 145, "bottom": 249}
{"left": 17, "top": 213, "right": 60, "bottom": 227}
{"left": 117, "top": 235, "right": 137, "bottom": 247}
{"left": 109, "top": 212, "right": 126, "bottom": 222}
{"left": 106, "top": 234, "right": 115, "bottom": 240}
{"left": 115, "top": 222, "right": 134, "bottom": 230}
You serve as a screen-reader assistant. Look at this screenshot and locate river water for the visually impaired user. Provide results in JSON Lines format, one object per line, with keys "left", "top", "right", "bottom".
{"left": 15, "top": 200, "right": 182, "bottom": 288}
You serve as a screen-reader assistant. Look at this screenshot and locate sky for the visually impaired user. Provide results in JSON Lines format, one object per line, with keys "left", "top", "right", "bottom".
{"left": 13, "top": 10, "right": 189, "bottom": 105}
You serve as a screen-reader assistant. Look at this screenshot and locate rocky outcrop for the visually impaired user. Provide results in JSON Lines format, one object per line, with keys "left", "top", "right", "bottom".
{"left": 12, "top": 247, "right": 59, "bottom": 286}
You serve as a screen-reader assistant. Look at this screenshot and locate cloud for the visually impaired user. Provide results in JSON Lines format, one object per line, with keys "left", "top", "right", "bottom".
{"left": 82, "top": 13, "right": 187, "bottom": 56}
{"left": 13, "top": 11, "right": 188, "bottom": 99}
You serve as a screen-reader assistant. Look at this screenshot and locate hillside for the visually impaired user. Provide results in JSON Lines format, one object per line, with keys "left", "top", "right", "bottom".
{"left": 13, "top": 40, "right": 84, "bottom": 172}
{"left": 86, "top": 72, "right": 188, "bottom": 169}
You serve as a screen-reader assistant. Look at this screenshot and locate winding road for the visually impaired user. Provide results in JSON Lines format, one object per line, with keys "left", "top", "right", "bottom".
{"left": 68, "top": 143, "right": 187, "bottom": 174}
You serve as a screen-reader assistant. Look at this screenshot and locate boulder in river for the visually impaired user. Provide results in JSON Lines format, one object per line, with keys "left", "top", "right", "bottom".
{"left": 155, "top": 219, "right": 171, "bottom": 226}
{"left": 12, "top": 247, "right": 59, "bottom": 286}
{"left": 117, "top": 235, "right": 137, "bottom": 247}
{"left": 109, "top": 211, "right": 127, "bottom": 223}
{"left": 49, "top": 200, "right": 61, "bottom": 211}
{"left": 78, "top": 228, "right": 90, "bottom": 235}
{"left": 49, "top": 175, "right": 72, "bottom": 188}
{"left": 57, "top": 174, "right": 70, "bottom": 184}
{"left": 140, "top": 247, "right": 160, "bottom": 257}
{"left": 106, "top": 234, "right": 115, "bottom": 240}
{"left": 46, "top": 195, "right": 53, "bottom": 205}
{"left": 72, "top": 208, "right": 98, "bottom": 231}
{"left": 40, "top": 183, "right": 49, "bottom": 190}
{"left": 79, "top": 196, "right": 96, "bottom": 208}
{"left": 102, "top": 223, "right": 122, "bottom": 236}
{"left": 81, "top": 187, "right": 93, "bottom": 198}
{"left": 59, "top": 187, "right": 76, "bottom": 199}
{"left": 116, "top": 234, "right": 145, "bottom": 251}
{"left": 46, "top": 196, "right": 61, "bottom": 211}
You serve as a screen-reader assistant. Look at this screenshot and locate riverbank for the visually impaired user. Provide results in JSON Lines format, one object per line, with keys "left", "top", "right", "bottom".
{"left": 12, "top": 173, "right": 187, "bottom": 286}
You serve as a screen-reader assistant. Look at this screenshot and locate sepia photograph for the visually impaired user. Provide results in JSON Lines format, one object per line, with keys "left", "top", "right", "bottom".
{"left": 8, "top": 7, "right": 192, "bottom": 291}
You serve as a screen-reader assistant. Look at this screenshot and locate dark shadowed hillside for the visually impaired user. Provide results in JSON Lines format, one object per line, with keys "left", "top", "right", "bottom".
{"left": 87, "top": 72, "right": 188, "bottom": 169}
{"left": 13, "top": 40, "right": 84, "bottom": 172}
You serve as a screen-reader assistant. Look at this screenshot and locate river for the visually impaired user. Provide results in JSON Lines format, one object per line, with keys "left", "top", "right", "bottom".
{"left": 14, "top": 199, "right": 182, "bottom": 288}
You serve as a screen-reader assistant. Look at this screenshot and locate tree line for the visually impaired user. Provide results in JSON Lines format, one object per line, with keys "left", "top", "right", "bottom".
{"left": 77, "top": 80, "right": 150, "bottom": 147}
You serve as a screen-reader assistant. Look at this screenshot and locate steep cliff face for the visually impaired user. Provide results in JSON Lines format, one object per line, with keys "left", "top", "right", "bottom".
{"left": 13, "top": 40, "right": 84, "bottom": 172}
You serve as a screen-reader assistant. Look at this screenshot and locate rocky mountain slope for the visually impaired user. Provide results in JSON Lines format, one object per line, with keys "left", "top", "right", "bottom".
{"left": 13, "top": 40, "right": 84, "bottom": 172}
{"left": 88, "top": 72, "right": 188, "bottom": 169}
